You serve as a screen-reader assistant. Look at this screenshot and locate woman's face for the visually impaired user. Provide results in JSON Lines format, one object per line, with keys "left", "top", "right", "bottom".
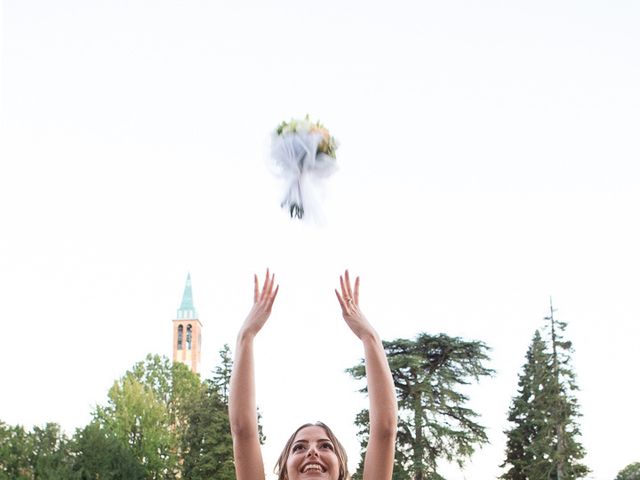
{"left": 285, "top": 425, "right": 341, "bottom": 480}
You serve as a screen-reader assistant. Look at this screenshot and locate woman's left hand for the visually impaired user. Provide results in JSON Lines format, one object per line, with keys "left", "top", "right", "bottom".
{"left": 335, "top": 270, "right": 375, "bottom": 340}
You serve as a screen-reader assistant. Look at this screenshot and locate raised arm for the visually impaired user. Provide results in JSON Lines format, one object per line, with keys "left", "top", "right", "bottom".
{"left": 229, "top": 270, "right": 279, "bottom": 480}
{"left": 335, "top": 270, "right": 397, "bottom": 480}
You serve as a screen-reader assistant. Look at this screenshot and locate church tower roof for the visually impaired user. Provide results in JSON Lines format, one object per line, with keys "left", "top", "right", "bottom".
{"left": 177, "top": 273, "right": 198, "bottom": 320}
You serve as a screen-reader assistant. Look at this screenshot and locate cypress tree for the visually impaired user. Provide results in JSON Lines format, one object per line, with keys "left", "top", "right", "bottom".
{"left": 501, "top": 301, "right": 588, "bottom": 479}
{"left": 500, "top": 330, "right": 552, "bottom": 479}
{"left": 544, "top": 300, "right": 588, "bottom": 479}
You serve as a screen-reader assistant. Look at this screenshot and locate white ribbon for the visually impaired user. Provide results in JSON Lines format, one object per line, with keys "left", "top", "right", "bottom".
{"left": 270, "top": 131, "right": 337, "bottom": 220}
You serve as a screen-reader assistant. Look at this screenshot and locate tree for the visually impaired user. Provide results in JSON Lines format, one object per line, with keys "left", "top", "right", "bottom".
{"left": 0, "top": 421, "right": 73, "bottom": 480}
{"left": 616, "top": 463, "right": 640, "bottom": 480}
{"left": 93, "top": 354, "right": 203, "bottom": 479}
{"left": 28, "top": 423, "right": 73, "bottom": 479}
{"left": 0, "top": 421, "right": 32, "bottom": 480}
{"left": 181, "top": 379, "right": 235, "bottom": 480}
{"left": 545, "top": 301, "right": 588, "bottom": 479}
{"left": 69, "top": 422, "right": 145, "bottom": 480}
{"left": 1, "top": 355, "right": 205, "bottom": 480}
{"left": 348, "top": 333, "right": 493, "bottom": 480}
{"left": 501, "top": 301, "right": 588, "bottom": 480}
{"left": 212, "top": 344, "right": 233, "bottom": 405}
{"left": 500, "top": 330, "right": 553, "bottom": 479}
{"left": 95, "top": 374, "right": 176, "bottom": 478}
{"left": 181, "top": 343, "right": 267, "bottom": 479}
{"left": 128, "top": 354, "right": 202, "bottom": 432}
{"left": 211, "top": 343, "right": 266, "bottom": 442}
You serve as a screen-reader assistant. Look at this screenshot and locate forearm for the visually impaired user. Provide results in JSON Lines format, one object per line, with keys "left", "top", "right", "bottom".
{"left": 360, "top": 330, "right": 397, "bottom": 480}
{"left": 362, "top": 331, "right": 397, "bottom": 436}
{"left": 229, "top": 332, "right": 259, "bottom": 438}
{"left": 334, "top": 270, "right": 397, "bottom": 436}
{"left": 229, "top": 271, "right": 276, "bottom": 480}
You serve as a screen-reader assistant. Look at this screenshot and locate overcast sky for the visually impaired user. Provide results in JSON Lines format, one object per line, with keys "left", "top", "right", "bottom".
{"left": 1, "top": 1, "right": 639, "bottom": 478}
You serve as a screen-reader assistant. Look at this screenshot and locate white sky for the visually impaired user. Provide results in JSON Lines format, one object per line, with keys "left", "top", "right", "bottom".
{"left": 1, "top": 1, "right": 639, "bottom": 478}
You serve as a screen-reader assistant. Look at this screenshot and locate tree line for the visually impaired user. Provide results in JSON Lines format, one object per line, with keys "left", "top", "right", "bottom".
{"left": 1, "top": 347, "right": 237, "bottom": 480}
{"left": 1, "top": 307, "right": 637, "bottom": 479}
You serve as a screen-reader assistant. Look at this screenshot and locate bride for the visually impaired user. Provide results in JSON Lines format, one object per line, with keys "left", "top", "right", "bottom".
{"left": 229, "top": 269, "right": 397, "bottom": 480}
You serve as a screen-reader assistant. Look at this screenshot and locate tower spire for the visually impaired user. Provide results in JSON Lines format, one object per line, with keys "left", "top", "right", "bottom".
{"left": 177, "top": 273, "right": 197, "bottom": 319}
{"left": 172, "top": 273, "right": 203, "bottom": 374}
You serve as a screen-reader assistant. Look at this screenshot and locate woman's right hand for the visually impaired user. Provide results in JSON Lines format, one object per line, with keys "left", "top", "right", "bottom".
{"left": 231, "top": 270, "right": 278, "bottom": 480}
{"left": 239, "top": 269, "right": 279, "bottom": 338}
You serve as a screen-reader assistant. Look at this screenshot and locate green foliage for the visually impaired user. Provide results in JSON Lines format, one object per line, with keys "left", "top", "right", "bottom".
{"left": 500, "top": 330, "right": 552, "bottom": 480}
{"left": 348, "top": 333, "right": 493, "bottom": 480}
{"left": 95, "top": 374, "right": 177, "bottom": 478}
{"left": 93, "top": 354, "right": 204, "bottom": 478}
{"left": 545, "top": 311, "right": 589, "bottom": 479}
{"left": 0, "top": 421, "right": 31, "bottom": 480}
{"left": 91, "top": 352, "right": 240, "bottom": 479}
{"left": 69, "top": 422, "right": 145, "bottom": 479}
{"left": 181, "top": 380, "right": 235, "bottom": 480}
{"left": 0, "top": 421, "right": 72, "bottom": 480}
{"left": 501, "top": 306, "right": 589, "bottom": 480}
{"left": 29, "top": 423, "right": 73, "bottom": 479}
{"left": 1, "top": 351, "right": 238, "bottom": 480}
{"left": 128, "top": 354, "right": 203, "bottom": 430}
{"left": 616, "top": 462, "right": 640, "bottom": 480}
{"left": 212, "top": 344, "right": 233, "bottom": 405}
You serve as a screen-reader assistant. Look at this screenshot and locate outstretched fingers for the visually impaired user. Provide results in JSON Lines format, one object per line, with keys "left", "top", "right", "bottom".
{"left": 243, "top": 270, "right": 279, "bottom": 338}
{"left": 354, "top": 275, "right": 360, "bottom": 305}
{"left": 270, "top": 283, "right": 279, "bottom": 307}
{"left": 336, "top": 270, "right": 370, "bottom": 340}
{"left": 260, "top": 269, "right": 270, "bottom": 301}
{"left": 255, "top": 269, "right": 278, "bottom": 307}
{"left": 253, "top": 274, "right": 259, "bottom": 303}
{"left": 339, "top": 270, "right": 358, "bottom": 306}
{"left": 344, "top": 270, "right": 353, "bottom": 300}
{"left": 266, "top": 273, "right": 277, "bottom": 305}
{"left": 335, "top": 288, "right": 346, "bottom": 312}
{"left": 337, "top": 270, "right": 361, "bottom": 315}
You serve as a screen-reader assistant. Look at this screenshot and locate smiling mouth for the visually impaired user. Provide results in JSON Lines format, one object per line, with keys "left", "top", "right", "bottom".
{"left": 302, "top": 463, "right": 325, "bottom": 474}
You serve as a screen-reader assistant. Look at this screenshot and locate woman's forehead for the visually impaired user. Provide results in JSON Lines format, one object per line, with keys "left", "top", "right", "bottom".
{"left": 293, "top": 425, "right": 330, "bottom": 441}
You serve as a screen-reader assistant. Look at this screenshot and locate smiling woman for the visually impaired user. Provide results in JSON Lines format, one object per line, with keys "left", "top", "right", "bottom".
{"left": 277, "top": 423, "right": 345, "bottom": 480}
{"left": 228, "top": 270, "right": 398, "bottom": 480}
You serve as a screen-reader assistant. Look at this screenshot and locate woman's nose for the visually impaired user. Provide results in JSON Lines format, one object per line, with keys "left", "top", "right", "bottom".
{"left": 306, "top": 445, "right": 318, "bottom": 457}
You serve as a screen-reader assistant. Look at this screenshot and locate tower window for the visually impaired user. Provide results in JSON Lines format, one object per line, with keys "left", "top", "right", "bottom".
{"left": 177, "top": 325, "right": 183, "bottom": 350}
{"left": 186, "top": 324, "right": 192, "bottom": 350}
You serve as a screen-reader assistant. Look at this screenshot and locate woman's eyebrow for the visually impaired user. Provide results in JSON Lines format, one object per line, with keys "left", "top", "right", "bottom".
{"left": 294, "top": 438, "right": 332, "bottom": 443}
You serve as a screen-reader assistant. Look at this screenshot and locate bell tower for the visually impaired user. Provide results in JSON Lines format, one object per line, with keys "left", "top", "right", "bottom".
{"left": 172, "top": 273, "right": 202, "bottom": 374}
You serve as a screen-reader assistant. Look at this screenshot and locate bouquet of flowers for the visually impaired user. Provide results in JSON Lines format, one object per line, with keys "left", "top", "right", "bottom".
{"left": 270, "top": 116, "right": 338, "bottom": 220}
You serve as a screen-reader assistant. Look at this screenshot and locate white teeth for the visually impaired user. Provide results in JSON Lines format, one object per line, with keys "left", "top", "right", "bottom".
{"left": 303, "top": 464, "right": 323, "bottom": 473}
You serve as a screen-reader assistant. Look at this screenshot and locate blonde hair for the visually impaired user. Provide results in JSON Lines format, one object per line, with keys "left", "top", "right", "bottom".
{"left": 274, "top": 422, "right": 350, "bottom": 480}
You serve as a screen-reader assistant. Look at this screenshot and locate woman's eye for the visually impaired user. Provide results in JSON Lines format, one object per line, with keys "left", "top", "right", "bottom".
{"left": 292, "top": 444, "right": 305, "bottom": 452}
{"left": 321, "top": 442, "right": 334, "bottom": 450}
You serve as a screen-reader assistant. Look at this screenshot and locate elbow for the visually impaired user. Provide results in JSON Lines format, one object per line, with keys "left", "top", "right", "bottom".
{"left": 371, "top": 411, "right": 398, "bottom": 441}
{"left": 230, "top": 418, "right": 247, "bottom": 438}
{"left": 230, "top": 417, "right": 257, "bottom": 441}
{"left": 370, "top": 424, "right": 397, "bottom": 448}
{"left": 382, "top": 419, "right": 398, "bottom": 440}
